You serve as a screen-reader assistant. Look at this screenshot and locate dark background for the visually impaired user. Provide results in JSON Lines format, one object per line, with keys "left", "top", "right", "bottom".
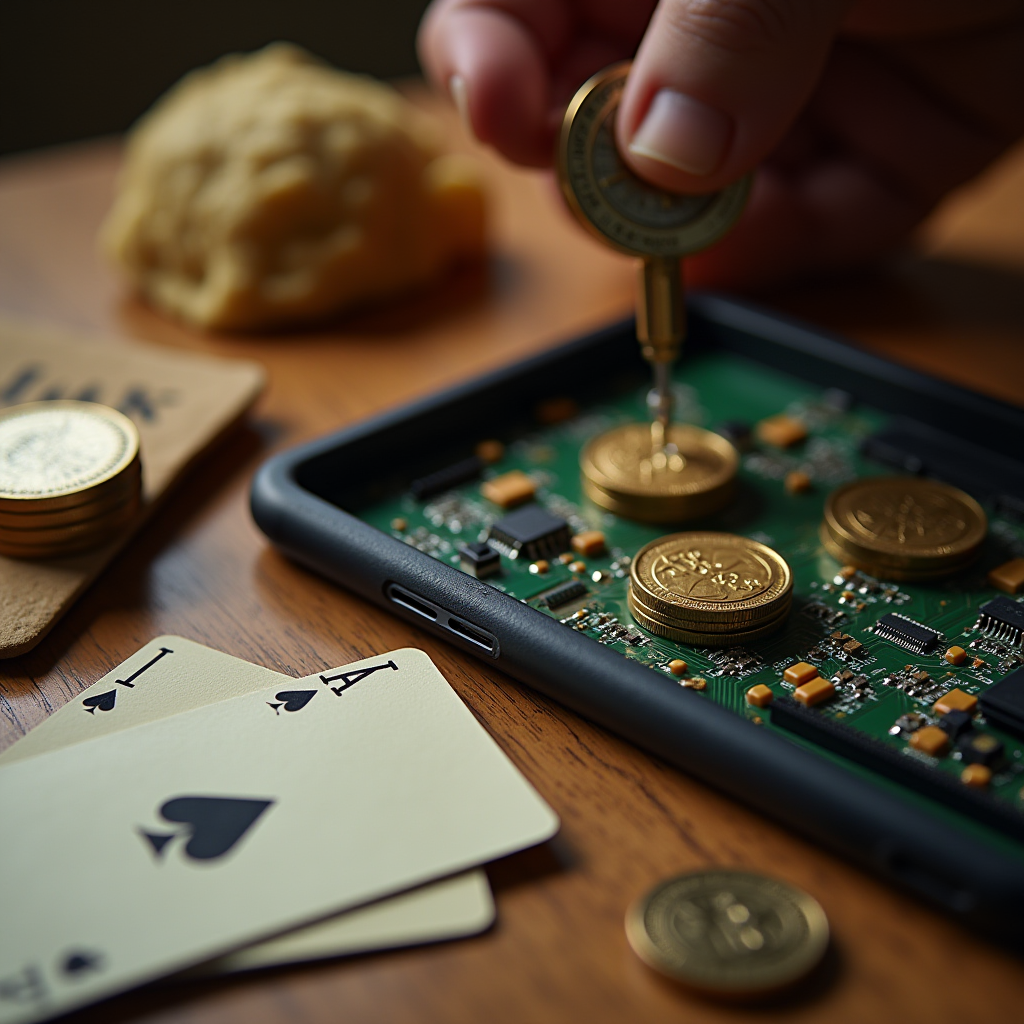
{"left": 0, "top": 1, "right": 433, "bottom": 156}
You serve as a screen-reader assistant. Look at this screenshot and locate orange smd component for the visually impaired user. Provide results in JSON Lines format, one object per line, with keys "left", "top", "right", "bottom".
{"left": 933, "top": 688, "right": 978, "bottom": 716}
{"left": 783, "top": 662, "right": 819, "bottom": 687}
{"left": 746, "top": 684, "right": 774, "bottom": 708}
{"left": 793, "top": 677, "right": 835, "bottom": 707}
{"left": 909, "top": 726, "right": 949, "bottom": 757}
{"left": 481, "top": 470, "right": 535, "bottom": 508}
{"left": 756, "top": 414, "right": 807, "bottom": 448}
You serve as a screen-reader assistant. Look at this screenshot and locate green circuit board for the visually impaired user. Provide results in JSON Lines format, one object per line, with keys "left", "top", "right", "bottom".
{"left": 358, "top": 349, "right": 1024, "bottom": 853}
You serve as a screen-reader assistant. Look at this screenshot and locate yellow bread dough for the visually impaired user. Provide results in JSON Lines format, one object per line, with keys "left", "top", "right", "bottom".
{"left": 101, "top": 44, "right": 487, "bottom": 331}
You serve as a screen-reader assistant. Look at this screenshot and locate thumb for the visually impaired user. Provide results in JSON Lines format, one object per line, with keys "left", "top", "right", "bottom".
{"left": 617, "top": 0, "right": 849, "bottom": 193}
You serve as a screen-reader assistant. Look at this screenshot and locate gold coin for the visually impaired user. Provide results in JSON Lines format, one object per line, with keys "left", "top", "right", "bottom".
{"left": 628, "top": 591, "right": 791, "bottom": 646}
{"left": 628, "top": 587, "right": 791, "bottom": 634}
{"left": 822, "top": 477, "right": 986, "bottom": 579}
{"left": 0, "top": 462, "right": 141, "bottom": 528}
{"left": 581, "top": 424, "right": 737, "bottom": 523}
{"left": 0, "top": 402, "right": 140, "bottom": 511}
{"left": 819, "top": 525, "right": 978, "bottom": 583}
{"left": 630, "top": 533, "right": 792, "bottom": 625}
{"left": 0, "top": 493, "right": 141, "bottom": 559}
{"left": 626, "top": 870, "right": 829, "bottom": 998}
{"left": 558, "top": 63, "right": 751, "bottom": 260}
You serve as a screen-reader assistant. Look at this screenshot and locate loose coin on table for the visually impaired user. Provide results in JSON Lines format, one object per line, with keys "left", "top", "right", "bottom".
{"left": 821, "top": 476, "right": 986, "bottom": 581}
{"left": 628, "top": 532, "right": 792, "bottom": 646}
{"left": 626, "top": 870, "right": 829, "bottom": 999}
{"left": 580, "top": 423, "right": 738, "bottom": 523}
{"left": 0, "top": 401, "right": 143, "bottom": 559}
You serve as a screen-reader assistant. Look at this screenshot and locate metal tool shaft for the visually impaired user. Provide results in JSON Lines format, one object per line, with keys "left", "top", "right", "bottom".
{"left": 636, "top": 256, "right": 684, "bottom": 445}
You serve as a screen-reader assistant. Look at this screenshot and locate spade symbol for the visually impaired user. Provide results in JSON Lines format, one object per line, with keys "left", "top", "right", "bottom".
{"left": 82, "top": 690, "right": 117, "bottom": 714}
{"left": 61, "top": 951, "right": 103, "bottom": 977}
{"left": 140, "top": 796, "right": 274, "bottom": 862}
{"left": 270, "top": 690, "right": 316, "bottom": 714}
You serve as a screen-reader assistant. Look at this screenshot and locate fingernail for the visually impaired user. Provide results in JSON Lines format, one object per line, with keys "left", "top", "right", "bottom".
{"left": 628, "top": 89, "right": 732, "bottom": 177}
{"left": 448, "top": 75, "right": 474, "bottom": 139}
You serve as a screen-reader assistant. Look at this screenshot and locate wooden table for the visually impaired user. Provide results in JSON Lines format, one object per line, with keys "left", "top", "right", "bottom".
{"left": 2, "top": 91, "right": 1023, "bottom": 1023}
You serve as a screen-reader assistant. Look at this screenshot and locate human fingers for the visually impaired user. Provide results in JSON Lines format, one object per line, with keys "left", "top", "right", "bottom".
{"left": 418, "top": 0, "right": 654, "bottom": 165}
{"left": 685, "top": 33, "right": 1018, "bottom": 290}
{"left": 616, "top": 0, "right": 851, "bottom": 193}
{"left": 418, "top": 0, "right": 571, "bottom": 166}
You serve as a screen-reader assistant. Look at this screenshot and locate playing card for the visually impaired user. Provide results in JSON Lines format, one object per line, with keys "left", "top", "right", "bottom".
{"left": 0, "top": 638, "right": 283, "bottom": 765}
{"left": 0, "top": 639, "right": 495, "bottom": 975}
{"left": 0, "top": 648, "right": 557, "bottom": 1022}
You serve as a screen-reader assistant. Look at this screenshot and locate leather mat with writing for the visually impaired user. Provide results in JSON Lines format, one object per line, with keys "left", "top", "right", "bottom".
{"left": 0, "top": 319, "right": 264, "bottom": 657}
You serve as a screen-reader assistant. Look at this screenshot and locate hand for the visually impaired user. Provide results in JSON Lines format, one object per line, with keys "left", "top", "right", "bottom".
{"left": 418, "top": 0, "right": 1024, "bottom": 289}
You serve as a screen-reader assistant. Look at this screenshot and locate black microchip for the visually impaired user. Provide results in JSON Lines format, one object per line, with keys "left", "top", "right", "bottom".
{"left": 979, "top": 666, "right": 1024, "bottom": 740}
{"left": 411, "top": 456, "right": 484, "bottom": 500}
{"left": 458, "top": 541, "right": 500, "bottom": 579}
{"left": 541, "top": 580, "right": 588, "bottom": 609}
{"left": 937, "top": 709, "right": 973, "bottom": 741}
{"left": 956, "top": 732, "right": 1005, "bottom": 767}
{"left": 873, "top": 612, "right": 940, "bottom": 655}
{"left": 487, "top": 504, "right": 571, "bottom": 561}
{"left": 977, "top": 596, "right": 1024, "bottom": 643}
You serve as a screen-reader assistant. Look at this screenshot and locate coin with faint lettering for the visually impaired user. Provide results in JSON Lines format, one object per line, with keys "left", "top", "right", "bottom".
{"left": 558, "top": 63, "right": 751, "bottom": 259}
{"left": 581, "top": 423, "right": 737, "bottom": 523}
{"left": 626, "top": 870, "right": 829, "bottom": 998}
{"left": 0, "top": 402, "right": 142, "bottom": 559}
{"left": 0, "top": 402, "right": 139, "bottom": 507}
{"left": 822, "top": 477, "right": 986, "bottom": 581}
{"left": 630, "top": 532, "right": 792, "bottom": 626}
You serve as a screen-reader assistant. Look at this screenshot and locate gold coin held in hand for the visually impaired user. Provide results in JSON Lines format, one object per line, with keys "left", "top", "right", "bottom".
{"left": 558, "top": 63, "right": 751, "bottom": 260}
{"left": 821, "top": 476, "right": 986, "bottom": 581}
{"left": 626, "top": 870, "right": 829, "bottom": 998}
{"left": 580, "top": 423, "right": 737, "bottom": 523}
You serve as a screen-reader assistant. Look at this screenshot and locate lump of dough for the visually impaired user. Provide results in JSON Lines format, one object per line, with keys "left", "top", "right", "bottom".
{"left": 101, "top": 44, "right": 487, "bottom": 332}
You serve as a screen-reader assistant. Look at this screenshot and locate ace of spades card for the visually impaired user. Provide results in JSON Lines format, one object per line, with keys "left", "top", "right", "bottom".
{"left": 0, "top": 647, "right": 557, "bottom": 1022}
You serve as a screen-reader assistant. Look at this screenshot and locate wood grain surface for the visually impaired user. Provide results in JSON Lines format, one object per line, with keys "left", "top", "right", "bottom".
{"left": 1, "top": 87, "right": 1023, "bottom": 1024}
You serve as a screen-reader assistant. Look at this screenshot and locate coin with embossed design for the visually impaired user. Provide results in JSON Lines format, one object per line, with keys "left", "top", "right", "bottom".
{"left": 581, "top": 423, "right": 737, "bottom": 523}
{"left": 822, "top": 477, "right": 986, "bottom": 580}
{"left": 630, "top": 532, "right": 792, "bottom": 627}
{"left": 626, "top": 870, "right": 829, "bottom": 998}
{"left": 0, "top": 401, "right": 143, "bottom": 559}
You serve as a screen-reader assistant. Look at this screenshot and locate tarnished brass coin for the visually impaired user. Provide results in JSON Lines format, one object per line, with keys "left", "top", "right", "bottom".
{"left": 581, "top": 423, "right": 737, "bottom": 523}
{"left": 0, "top": 402, "right": 140, "bottom": 511}
{"left": 630, "top": 532, "right": 792, "bottom": 626}
{"left": 822, "top": 477, "right": 986, "bottom": 580}
{"left": 626, "top": 870, "right": 829, "bottom": 998}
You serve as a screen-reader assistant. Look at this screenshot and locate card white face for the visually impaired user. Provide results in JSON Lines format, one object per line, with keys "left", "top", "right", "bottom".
{"left": 0, "top": 637, "right": 284, "bottom": 765}
{"left": 0, "top": 648, "right": 556, "bottom": 1022}
{"left": 0, "top": 638, "right": 495, "bottom": 977}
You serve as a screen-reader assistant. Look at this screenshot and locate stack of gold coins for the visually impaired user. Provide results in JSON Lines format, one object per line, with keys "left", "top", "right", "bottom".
{"left": 580, "top": 423, "right": 737, "bottom": 523}
{"left": 821, "top": 477, "right": 986, "bottom": 582}
{"left": 628, "top": 532, "right": 792, "bottom": 645}
{"left": 0, "top": 401, "right": 142, "bottom": 559}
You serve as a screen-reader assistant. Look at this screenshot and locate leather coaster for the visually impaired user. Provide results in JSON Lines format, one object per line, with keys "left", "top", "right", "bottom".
{"left": 0, "top": 319, "right": 265, "bottom": 657}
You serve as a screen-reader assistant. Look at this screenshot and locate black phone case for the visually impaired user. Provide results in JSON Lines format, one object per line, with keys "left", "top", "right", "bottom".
{"left": 251, "top": 294, "right": 1024, "bottom": 949}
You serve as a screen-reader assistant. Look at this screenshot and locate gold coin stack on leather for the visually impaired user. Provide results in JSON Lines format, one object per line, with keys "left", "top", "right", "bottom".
{"left": 628, "top": 532, "right": 792, "bottom": 646}
{"left": 580, "top": 423, "right": 738, "bottom": 523}
{"left": 820, "top": 476, "right": 987, "bottom": 582}
{"left": 0, "top": 401, "right": 142, "bottom": 559}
